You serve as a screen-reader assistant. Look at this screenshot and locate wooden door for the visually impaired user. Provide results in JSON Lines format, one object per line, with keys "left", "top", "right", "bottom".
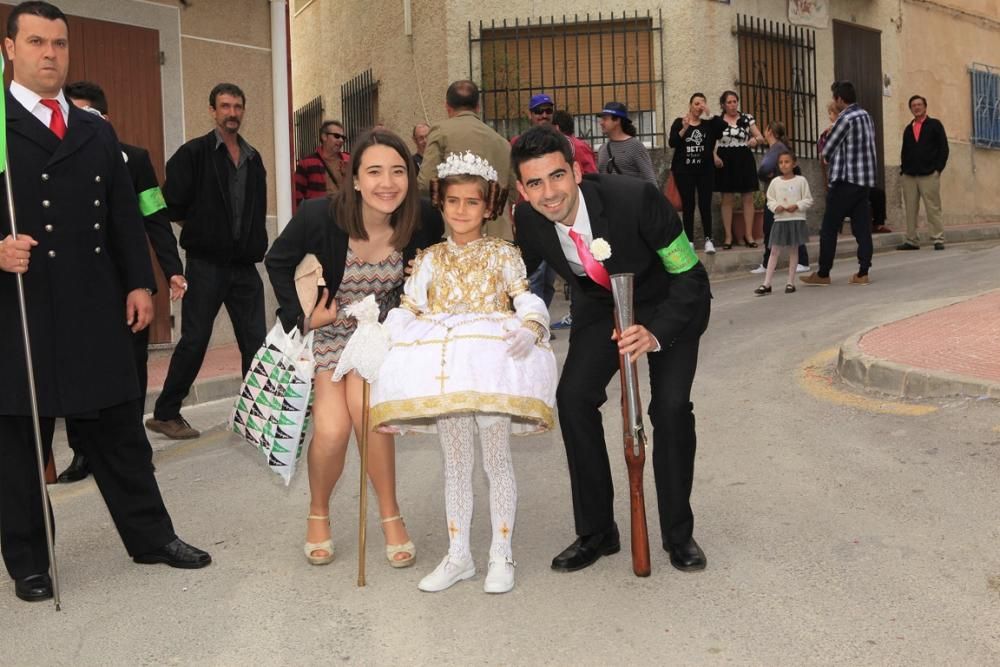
{"left": 833, "top": 20, "right": 885, "bottom": 188}
{"left": 1, "top": 4, "right": 172, "bottom": 343}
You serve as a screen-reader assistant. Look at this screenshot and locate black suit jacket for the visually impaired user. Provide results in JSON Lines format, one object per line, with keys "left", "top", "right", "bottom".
{"left": 121, "top": 142, "right": 183, "bottom": 279}
{"left": 516, "top": 175, "right": 711, "bottom": 344}
{"left": 265, "top": 197, "right": 444, "bottom": 333}
{"left": 0, "top": 91, "right": 155, "bottom": 416}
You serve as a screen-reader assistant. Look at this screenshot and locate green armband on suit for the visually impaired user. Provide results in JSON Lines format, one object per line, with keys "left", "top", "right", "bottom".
{"left": 137, "top": 186, "right": 167, "bottom": 217}
{"left": 656, "top": 231, "right": 699, "bottom": 274}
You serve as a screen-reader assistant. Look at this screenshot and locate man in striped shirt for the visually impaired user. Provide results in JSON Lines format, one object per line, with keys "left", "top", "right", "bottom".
{"left": 802, "top": 81, "right": 878, "bottom": 287}
{"left": 293, "top": 120, "right": 350, "bottom": 209}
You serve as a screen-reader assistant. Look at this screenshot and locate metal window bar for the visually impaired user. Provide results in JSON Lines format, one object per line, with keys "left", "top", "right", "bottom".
{"left": 293, "top": 96, "right": 324, "bottom": 161}
{"left": 970, "top": 63, "right": 1000, "bottom": 149}
{"left": 341, "top": 69, "right": 379, "bottom": 153}
{"left": 470, "top": 10, "right": 666, "bottom": 149}
{"left": 735, "top": 14, "right": 818, "bottom": 159}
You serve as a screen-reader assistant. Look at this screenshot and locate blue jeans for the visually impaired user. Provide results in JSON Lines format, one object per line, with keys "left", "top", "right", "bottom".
{"left": 529, "top": 261, "right": 556, "bottom": 308}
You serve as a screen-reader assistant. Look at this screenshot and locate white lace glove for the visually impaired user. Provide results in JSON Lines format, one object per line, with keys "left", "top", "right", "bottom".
{"left": 504, "top": 327, "right": 537, "bottom": 359}
{"left": 382, "top": 307, "right": 416, "bottom": 345}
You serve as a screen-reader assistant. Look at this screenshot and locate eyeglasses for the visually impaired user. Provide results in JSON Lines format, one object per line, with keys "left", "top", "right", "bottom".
{"left": 531, "top": 107, "right": 554, "bottom": 116}
{"left": 324, "top": 132, "right": 346, "bottom": 140}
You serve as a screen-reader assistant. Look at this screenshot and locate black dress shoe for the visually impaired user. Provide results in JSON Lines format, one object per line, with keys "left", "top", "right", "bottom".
{"left": 14, "top": 573, "right": 53, "bottom": 602}
{"left": 133, "top": 538, "right": 212, "bottom": 569}
{"left": 551, "top": 526, "right": 621, "bottom": 572}
{"left": 665, "top": 538, "right": 707, "bottom": 572}
{"left": 56, "top": 453, "right": 90, "bottom": 483}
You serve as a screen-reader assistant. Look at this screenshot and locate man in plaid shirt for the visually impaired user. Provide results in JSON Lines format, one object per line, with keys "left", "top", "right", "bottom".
{"left": 802, "top": 81, "right": 878, "bottom": 286}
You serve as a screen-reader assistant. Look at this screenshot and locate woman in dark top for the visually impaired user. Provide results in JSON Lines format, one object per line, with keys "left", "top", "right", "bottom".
{"left": 265, "top": 129, "right": 444, "bottom": 569}
{"left": 669, "top": 93, "right": 718, "bottom": 254}
{"left": 754, "top": 121, "right": 810, "bottom": 273}
{"left": 712, "top": 90, "right": 765, "bottom": 249}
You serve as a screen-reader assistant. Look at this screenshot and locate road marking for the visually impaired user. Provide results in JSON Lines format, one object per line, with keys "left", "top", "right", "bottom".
{"left": 798, "top": 348, "right": 937, "bottom": 416}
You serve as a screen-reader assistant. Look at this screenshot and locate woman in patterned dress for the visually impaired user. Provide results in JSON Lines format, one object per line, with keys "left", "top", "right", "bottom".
{"left": 711, "top": 90, "right": 765, "bottom": 249}
{"left": 265, "top": 129, "right": 443, "bottom": 567}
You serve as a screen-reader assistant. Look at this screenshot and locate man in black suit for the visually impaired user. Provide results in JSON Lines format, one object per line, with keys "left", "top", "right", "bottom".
{"left": 0, "top": 1, "right": 210, "bottom": 603}
{"left": 55, "top": 80, "right": 187, "bottom": 483}
{"left": 512, "top": 126, "right": 712, "bottom": 573}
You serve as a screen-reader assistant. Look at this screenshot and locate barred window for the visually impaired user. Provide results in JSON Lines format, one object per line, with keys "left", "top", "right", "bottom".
{"left": 971, "top": 63, "right": 1000, "bottom": 149}
{"left": 293, "top": 96, "right": 323, "bottom": 161}
{"left": 470, "top": 11, "right": 665, "bottom": 148}
{"left": 736, "top": 14, "right": 818, "bottom": 159}
{"left": 341, "top": 70, "right": 379, "bottom": 152}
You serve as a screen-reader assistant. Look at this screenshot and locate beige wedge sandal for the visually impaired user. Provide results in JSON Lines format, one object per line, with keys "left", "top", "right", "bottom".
{"left": 381, "top": 515, "right": 416, "bottom": 568}
{"left": 304, "top": 514, "right": 334, "bottom": 565}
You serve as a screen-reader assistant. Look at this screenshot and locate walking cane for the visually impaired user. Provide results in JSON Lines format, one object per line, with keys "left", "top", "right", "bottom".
{"left": 3, "top": 156, "right": 62, "bottom": 610}
{"left": 357, "top": 379, "right": 371, "bottom": 587}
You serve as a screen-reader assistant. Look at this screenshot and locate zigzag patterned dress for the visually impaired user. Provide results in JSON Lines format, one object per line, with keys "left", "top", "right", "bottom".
{"left": 313, "top": 247, "right": 404, "bottom": 372}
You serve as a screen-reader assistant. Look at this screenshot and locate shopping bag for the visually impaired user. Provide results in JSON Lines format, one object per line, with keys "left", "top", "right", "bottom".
{"left": 231, "top": 322, "right": 315, "bottom": 485}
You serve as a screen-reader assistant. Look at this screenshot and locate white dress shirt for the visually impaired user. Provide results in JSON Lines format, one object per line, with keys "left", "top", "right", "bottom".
{"left": 9, "top": 80, "right": 70, "bottom": 129}
{"left": 554, "top": 187, "right": 593, "bottom": 277}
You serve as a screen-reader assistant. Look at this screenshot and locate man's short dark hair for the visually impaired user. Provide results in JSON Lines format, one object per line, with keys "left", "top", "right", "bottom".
{"left": 320, "top": 119, "right": 344, "bottom": 137}
{"left": 831, "top": 80, "right": 857, "bottom": 105}
{"left": 65, "top": 80, "right": 109, "bottom": 115}
{"left": 6, "top": 1, "right": 66, "bottom": 40}
{"left": 510, "top": 125, "right": 574, "bottom": 180}
{"left": 908, "top": 94, "right": 927, "bottom": 109}
{"left": 209, "top": 83, "right": 246, "bottom": 109}
{"left": 445, "top": 80, "right": 479, "bottom": 111}
{"left": 552, "top": 110, "right": 575, "bottom": 136}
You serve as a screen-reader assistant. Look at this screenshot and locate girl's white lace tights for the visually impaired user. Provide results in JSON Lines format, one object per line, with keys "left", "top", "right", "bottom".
{"left": 436, "top": 414, "right": 515, "bottom": 562}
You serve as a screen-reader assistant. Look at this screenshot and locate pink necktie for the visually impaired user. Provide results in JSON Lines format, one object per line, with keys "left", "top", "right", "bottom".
{"left": 41, "top": 99, "right": 66, "bottom": 139}
{"left": 568, "top": 229, "right": 611, "bottom": 291}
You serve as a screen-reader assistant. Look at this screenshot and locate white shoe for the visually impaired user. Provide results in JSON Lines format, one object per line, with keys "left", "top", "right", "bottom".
{"left": 483, "top": 559, "right": 516, "bottom": 594}
{"left": 749, "top": 264, "right": 766, "bottom": 274}
{"left": 796, "top": 264, "right": 810, "bottom": 273}
{"left": 704, "top": 239, "right": 716, "bottom": 255}
{"left": 417, "top": 554, "right": 475, "bottom": 592}
{"left": 689, "top": 241, "right": 695, "bottom": 250}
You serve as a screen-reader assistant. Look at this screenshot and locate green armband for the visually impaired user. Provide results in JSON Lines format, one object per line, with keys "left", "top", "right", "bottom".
{"left": 656, "top": 231, "right": 699, "bottom": 274}
{"left": 137, "top": 186, "right": 167, "bottom": 217}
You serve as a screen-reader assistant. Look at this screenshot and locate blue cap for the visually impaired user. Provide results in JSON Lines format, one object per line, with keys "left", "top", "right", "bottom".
{"left": 528, "top": 93, "right": 554, "bottom": 110}
{"left": 597, "top": 101, "right": 629, "bottom": 120}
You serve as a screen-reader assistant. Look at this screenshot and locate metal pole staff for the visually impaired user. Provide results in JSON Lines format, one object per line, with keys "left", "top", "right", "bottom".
{"left": 357, "top": 380, "right": 371, "bottom": 586}
{"left": 3, "top": 153, "right": 62, "bottom": 610}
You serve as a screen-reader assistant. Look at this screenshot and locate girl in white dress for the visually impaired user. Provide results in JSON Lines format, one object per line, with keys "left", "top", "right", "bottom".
{"left": 756, "top": 150, "right": 813, "bottom": 295}
{"left": 370, "top": 152, "right": 557, "bottom": 594}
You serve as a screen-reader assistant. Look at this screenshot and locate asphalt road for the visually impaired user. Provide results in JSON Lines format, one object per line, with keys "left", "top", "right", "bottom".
{"left": 4, "top": 240, "right": 1000, "bottom": 665}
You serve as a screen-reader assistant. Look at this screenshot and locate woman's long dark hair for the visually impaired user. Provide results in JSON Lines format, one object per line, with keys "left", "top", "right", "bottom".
{"left": 330, "top": 128, "right": 420, "bottom": 250}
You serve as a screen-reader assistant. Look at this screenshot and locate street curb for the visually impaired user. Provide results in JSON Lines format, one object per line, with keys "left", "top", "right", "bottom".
{"left": 837, "top": 328, "right": 1000, "bottom": 401}
{"left": 700, "top": 223, "right": 1000, "bottom": 278}
{"left": 143, "top": 374, "right": 242, "bottom": 416}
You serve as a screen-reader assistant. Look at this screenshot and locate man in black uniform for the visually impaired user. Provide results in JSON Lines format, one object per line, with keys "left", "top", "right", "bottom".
{"left": 55, "top": 80, "right": 186, "bottom": 483}
{"left": 0, "top": 1, "right": 211, "bottom": 603}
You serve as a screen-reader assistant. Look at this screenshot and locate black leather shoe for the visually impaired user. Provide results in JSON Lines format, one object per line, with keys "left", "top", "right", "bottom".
{"left": 551, "top": 526, "right": 621, "bottom": 572}
{"left": 665, "top": 538, "right": 707, "bottom": 572}
{"left": 56, "top": 453, "right": 90, "bottom": 483}
{"left": 14, "top": 573, "right": 53, "bottom": 602}
{"left": 133, "top": 538, "right": 212, "bottom": 569}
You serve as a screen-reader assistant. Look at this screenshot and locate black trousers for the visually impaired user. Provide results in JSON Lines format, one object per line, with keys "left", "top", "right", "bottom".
{"left": 674, "top": 170, "right": 714, "bottom": 241}
{"left": 818, "top": 182, "right": 873, "bottom": 277}
{"left": 0, "top": 401, "right": 176, "bottom": 579}
{"left": 761, "top": 207, "right": 810, "bottom": 267}
{"left": 556, "top": 305, "right": 709, "bottom": 546}
{"left": 154, "top": 258, "right": 265, "bottom": 420}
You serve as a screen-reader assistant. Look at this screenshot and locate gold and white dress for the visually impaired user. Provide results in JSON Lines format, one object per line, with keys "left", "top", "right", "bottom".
{"left": 370, "top": 237, "right": 557, "bottom": 435}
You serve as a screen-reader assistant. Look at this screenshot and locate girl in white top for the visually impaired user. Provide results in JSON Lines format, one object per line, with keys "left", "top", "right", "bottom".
{"left": 371, "top": 152, "right": 557, "bottom": 594}
{"left": 756, "top": 151, "right": 814, "bottom": 295}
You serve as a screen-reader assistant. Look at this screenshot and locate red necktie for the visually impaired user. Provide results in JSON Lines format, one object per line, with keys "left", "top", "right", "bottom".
{"left": 568, "top": 228, "right": 611, "bottom": 291}
{"left": 40, "top": 99, "right": 66, "bottom": 139}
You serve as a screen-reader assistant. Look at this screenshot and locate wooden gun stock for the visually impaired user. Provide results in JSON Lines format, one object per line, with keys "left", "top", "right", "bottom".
{"left": 618, "top": 349, "right": 651, "bottom": 577}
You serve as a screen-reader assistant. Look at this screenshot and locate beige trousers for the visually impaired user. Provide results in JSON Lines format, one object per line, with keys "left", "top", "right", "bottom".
{"left": 901, "top": 172, "right": 944, "bottom": 245}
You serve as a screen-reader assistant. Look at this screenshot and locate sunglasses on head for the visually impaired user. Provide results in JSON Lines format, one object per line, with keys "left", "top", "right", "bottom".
{"left": 531, "top": 106, "right": 554, "bottom": 115}
{"left": 324, "top": 131, "right": 346, "bottom": 140}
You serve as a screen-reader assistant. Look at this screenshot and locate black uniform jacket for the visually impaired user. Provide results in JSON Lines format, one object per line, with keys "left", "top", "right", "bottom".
{"left": 0, "top": 91, "right": 155, "bottom": 416}
{"left": 121, "top": 142, "right": 183, "bottom": 279}
{"left": 515, "top": 174, "right": 711, "bottom": 345}
{"left": 265, "top": 197, "right": 444, "bottom": 334}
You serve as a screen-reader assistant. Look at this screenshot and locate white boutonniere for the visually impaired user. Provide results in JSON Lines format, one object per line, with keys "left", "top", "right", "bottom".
{"left": 590, "top": 238, "right": 612, "bottom": 262}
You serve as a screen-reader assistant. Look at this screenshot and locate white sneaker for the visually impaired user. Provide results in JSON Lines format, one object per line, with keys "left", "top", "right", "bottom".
{"left": 704, "top": 239, "right": 716, "bottom": 255}
{"left": 749, "top": 264, "right": 766, "bottom": 274}
{"left": 417, "top": 554, "right": 475, "bottom": 592}
{"left": 796, "top": 264, "right": 810, "bottom": 273}
{"left": 483, "top": 559, "right": 516, "bottom": 594}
